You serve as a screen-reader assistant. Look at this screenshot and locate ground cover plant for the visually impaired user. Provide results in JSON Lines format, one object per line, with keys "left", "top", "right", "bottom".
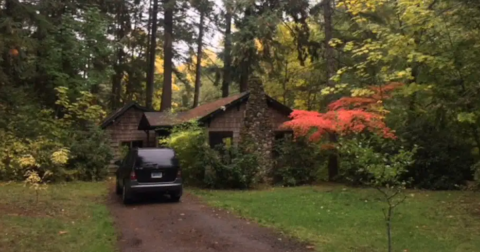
{"left": 0, "top": 182, "right": 115, "bottom": 252}
{"left": 194, "top": 185, "right": 480, "bottom": 252}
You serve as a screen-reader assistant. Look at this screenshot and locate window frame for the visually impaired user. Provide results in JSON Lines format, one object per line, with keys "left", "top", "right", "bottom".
{"left": 121, "top": 140, "right": 143, "bottom": 150}
{"left": 208, "top": 131, "right": 234, "bottom": 148}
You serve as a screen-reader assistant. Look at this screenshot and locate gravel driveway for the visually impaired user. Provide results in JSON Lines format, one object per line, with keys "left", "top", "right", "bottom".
{"left": 107, "top": 189, "right": 312, "bottom": 252}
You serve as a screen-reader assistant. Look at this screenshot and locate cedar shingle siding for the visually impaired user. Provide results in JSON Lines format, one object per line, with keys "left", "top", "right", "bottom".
{"left": 103, "top": 107, "right": 156, "bottom": 171}
{"left": 207, "top": 103, "right": 289, "bottom": 143}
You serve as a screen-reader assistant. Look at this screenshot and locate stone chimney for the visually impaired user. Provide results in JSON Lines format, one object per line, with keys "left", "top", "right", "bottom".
{"left": 239, "top": 76, "right": 273, "bottom": 182}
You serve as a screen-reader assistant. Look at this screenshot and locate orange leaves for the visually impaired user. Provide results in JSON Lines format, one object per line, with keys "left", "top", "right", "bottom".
{"left": 328, "top": 97, "right": 377, "bottom": 110}
{"left": 329, "top": 82, "right": 404, "bottom": 111}
{"left": 282, "top": 82, "right": 402, "bottom": 142}
{"left": 283, "top": 109, "right": 396, "bottom": 142}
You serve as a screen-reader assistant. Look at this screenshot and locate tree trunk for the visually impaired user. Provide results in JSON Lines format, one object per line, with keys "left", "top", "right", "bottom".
{"left": 146, "top": 0, "right": 159, "bottom": 110}
{"left": 221, "top": 0, "right": 233, "bottom": 97}
{"left": 323, "top": 0, "right": 339, "bottom": 181}
{"left": 386, "top": 206, "right": 393, "bottom": 252}
{"left": 161, "top": 0, "right": 173, "bottom": 112}
{"left": 239, "top": 6, "right": 254, "bottom": 93}
{"left": 193, "top": 9, "right": 205, "bottom": 108}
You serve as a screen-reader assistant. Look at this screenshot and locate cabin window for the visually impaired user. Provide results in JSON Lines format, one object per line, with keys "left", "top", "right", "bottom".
{"left": 274, "top": 131, "right": 294, "bottom": 141}
{"left": 273, "top": 131, "right": 294, "bottom": 158}
{"left": 121, "top": 140, "right": 143, "bottom": 150}
{"left": 209, "top": 131, "right": 233, "bottom": 148}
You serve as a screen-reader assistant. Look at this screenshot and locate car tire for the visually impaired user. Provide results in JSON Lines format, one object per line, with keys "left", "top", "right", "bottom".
{"left": 115, "top": 178, "right": 122, "bottom": 195}
{"left": 122, "top": 184, "right": 132, "bottom": 205}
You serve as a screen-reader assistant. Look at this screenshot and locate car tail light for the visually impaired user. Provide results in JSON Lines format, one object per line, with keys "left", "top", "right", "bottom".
{"left": 130, "top": 171, "right": 137, "bottom": 180}
{"left": 176, "top": 169, "right": 181, "bottom": 178}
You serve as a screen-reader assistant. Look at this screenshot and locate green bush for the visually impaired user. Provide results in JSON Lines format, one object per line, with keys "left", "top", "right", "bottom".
{"left": 67, "top": 127, "right": 113, "bottom": 181}
{"left": 162, "top": 122, "right": 259, "bottom": 189}
{"left": 338, "top": 134, "right": 417, "bottom": 187}
{"left": 203, "top": 144, "right": 259, "bottom": 189}
{"left": 161, "top": 122, "right": 210, "bottom": 186}
{"left": 0, "top": 86, "right": 113, "bottom": 182}
{"left": 271, "top": 136, "right": 325, "bottom": 186}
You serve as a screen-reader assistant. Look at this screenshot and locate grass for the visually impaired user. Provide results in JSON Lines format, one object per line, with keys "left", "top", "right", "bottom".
{"left": 0, "top": 182, "right": 115, "bottom": 252}
{"left": 193, "top": 185, "right": 480, "bottom": 252}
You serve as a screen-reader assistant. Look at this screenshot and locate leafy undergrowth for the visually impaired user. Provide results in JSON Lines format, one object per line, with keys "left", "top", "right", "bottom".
{"left": 0, "top": 182, "right": 115, "bottom": 252}
{"left": 193, "top": 185, "right": 480, "bottom": 252}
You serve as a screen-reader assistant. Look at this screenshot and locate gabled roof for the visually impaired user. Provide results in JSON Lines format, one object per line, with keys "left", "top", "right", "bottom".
{"left": 138, "top": 92, "right": 292, "bottom": 130}
{"left": 101, "top": 102, "right": 153, "bottom": 129}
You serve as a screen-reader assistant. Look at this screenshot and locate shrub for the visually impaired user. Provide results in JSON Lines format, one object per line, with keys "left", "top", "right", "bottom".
{"left": 203, "top": 144, "right": 258, "bottom": 189}
{"left": 67, "top": 127, "right": 113, "bottom": 181}
{"left": 272, "top": 136, "right": 325, "bottom": 186}
{"left": 161, "top": 122, "right": 210, "bottom": 186}
{"left": 337, "top": 134, "right": 417, "bottom": 252}
{"left": 162, "top": 122, "right": 259, "bottom": 189}
{"left": 402, "top": 129, "right": 474, "bottom": 190}
{"left": 0, "top": 86, "right": 112, "bottom": 182}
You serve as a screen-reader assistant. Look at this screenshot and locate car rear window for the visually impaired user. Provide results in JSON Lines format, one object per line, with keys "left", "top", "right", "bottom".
{"left": 136, "top": 149, "right": 178, "bottom": 167}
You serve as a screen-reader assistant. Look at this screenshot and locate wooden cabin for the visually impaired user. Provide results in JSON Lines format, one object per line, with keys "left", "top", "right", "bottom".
{"left": 137, "top": 92, "right": 293, "bottom": 147}
{"left": 101, "top": 92, "right": 292, "bottom": 168}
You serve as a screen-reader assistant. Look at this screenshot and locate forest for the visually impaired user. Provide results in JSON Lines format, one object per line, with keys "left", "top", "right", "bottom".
{"left": 1, "top": 0, "right": 480, "bottom": 190}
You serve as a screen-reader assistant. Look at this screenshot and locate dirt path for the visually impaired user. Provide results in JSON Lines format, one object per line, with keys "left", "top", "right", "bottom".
{"left": 107, "top": 189, "right": 312, "bottom": 252}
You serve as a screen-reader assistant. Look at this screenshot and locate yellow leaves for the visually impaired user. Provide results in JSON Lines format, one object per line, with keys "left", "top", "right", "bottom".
{"left": 24, "top": 170, "right": 51, "bottom": 192}
{"left": 398, "top": 83, "right": 433, "bottom": 97}
{"left": 51, "top": 148, "right": 70, "bottom": 165}
{"left": 55, "top": 87, "right": 106, "bottom": 124}
{"left": 155, "top": 57, "right": 164, "bottom": 74}
{"left": 321, "top": 87, "right": 335, "bottom": 96}
{"left": 18, "top": 155, "right": 36, "bottom": 168}
{"left": 329, "top": 38, "right": 343, "bottom": 48}
{"left": 337, "top": 0, "right": 387, "bottom": 16}
{"left": 457, "top": 112, "right": 477, "bottom": 124}
{"left": 351, "top": 88, "right": 375, "bottom": 97}
{"left": 254, "top": 38, "right": 264, "bottom": 52}
{"left": 344, "top": 42, "right": 355, "bottom": 52}
{"left": 172, "top": 83, "right": 180, "bottom": 92}
{"left": 321, "top": 84, "right": 349, "bottom": 96}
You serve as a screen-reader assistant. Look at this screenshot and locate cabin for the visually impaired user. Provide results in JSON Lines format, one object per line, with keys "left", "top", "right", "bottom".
{"left": 100, "top": 102, "right": 157, "bottom": 170}
{"left": 100, "top": 92, "right": 293, "bottom": 168}
{"left": 137, "top": 92, "right": 293, "bottom": 147}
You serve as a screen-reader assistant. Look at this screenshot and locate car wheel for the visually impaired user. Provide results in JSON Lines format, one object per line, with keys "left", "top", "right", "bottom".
{"left": 122, "top": 184, "right": 132, "bottom": 205}
{"left": 115, "top": 178, "right": 122, "bottom": 195}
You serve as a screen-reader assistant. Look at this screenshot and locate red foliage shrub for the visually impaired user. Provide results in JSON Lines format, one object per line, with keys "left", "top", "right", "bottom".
{"left": 282, "top": 83, "right": 402, "bottom": 142}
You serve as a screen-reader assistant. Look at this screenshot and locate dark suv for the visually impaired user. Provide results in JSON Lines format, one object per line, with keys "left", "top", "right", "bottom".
{"left": 115, "top": 148, "right": 182, "bottom": 204}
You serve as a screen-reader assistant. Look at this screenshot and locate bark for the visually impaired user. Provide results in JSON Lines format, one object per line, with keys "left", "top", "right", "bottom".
{"left": 239, "top": 6, "right": 254, "bottom": 93}
{"left": 111, "top": 3, "right": 126, "bottom": 110}
{"left": 193, "top": 9, "right": 205, "bottom": 108}
{"left": 161, "top": 0, "right": 174, "bottom": 112}
{"left": 323, "top": 0, "right": 339, "bottom": 181}
{"left": 221, "top": 0, "right": 232, "bottom": 97}
{"left": 146, "top": 0, "right": 159, "bottom": 109}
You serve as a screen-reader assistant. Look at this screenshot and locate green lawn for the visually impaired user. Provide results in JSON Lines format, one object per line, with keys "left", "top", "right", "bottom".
{"left": 0, "top": 182, "right": 115, "bottom": 252}
{"left": 193, "top": 185, "right": 480, "bottom": 252}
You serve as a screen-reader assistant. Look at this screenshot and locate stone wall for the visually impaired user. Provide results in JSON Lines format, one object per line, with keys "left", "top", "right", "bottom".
{"left": 238, "top": 77, "right": 274, "bottom": 180}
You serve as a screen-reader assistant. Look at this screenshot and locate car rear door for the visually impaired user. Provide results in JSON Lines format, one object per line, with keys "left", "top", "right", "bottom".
{"left": 134, "top": 149, "right": 179, "bottom": 183}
